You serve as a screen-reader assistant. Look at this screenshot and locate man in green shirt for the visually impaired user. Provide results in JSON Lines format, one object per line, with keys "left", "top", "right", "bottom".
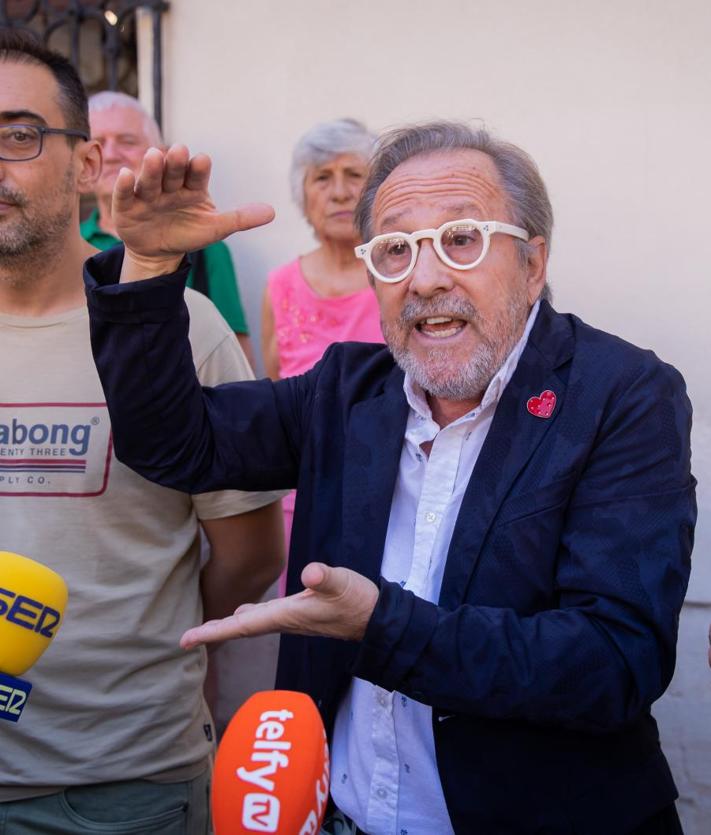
{"left": 81, "top": 91, "right": 254, "bottom": 366}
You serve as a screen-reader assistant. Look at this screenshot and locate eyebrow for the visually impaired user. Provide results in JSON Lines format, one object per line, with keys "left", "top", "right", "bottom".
{"left": 0, "top": 109, "right": 49, "bottom": 126}
{"left": 379, "top": 202, "right": 483, "bottom": 230}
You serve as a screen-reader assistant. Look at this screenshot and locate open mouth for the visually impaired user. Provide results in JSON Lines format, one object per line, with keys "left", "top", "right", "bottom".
{"left": 415, "top": 316, "right": 467, "bottom": 339}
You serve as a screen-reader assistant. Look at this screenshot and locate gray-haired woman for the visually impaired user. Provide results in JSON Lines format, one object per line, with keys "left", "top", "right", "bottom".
{"left": 261, "top": 119, "right": 384, "bottom": 585}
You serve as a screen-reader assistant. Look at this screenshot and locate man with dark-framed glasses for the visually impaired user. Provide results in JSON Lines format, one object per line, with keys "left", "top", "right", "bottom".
{"left": 85, "top": 120, "right": 695, "bottom": 834}
{"left": 0, "top": 30, "right": 285, "bottom": 834}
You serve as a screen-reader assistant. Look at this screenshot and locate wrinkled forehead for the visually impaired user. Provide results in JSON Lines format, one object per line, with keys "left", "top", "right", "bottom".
{"left": 372, "top": 149, "right": 509, "bottom": 232}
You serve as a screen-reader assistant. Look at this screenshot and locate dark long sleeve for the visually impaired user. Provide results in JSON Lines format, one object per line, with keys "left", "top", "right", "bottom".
{"left": 85, "top": 247, "right": 310, "bottom": 494}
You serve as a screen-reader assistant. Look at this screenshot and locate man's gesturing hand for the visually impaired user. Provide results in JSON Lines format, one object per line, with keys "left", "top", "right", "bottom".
{"left": 181, "top": 562, "right": 379, "bottom": 649}
{"left": 113, "top": 145, "right": 274, "bottom": 281}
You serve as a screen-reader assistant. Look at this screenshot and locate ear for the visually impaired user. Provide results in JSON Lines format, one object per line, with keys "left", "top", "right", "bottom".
{"left": 524, "top": 235, "right": 548, "bottom": 306}
{"left": 76, "top": 139, "right": 102, "bottom": 195}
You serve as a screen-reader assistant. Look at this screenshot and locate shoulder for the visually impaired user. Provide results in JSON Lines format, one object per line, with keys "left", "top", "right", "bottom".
{"left": 267, "top": 259, "right": 300, "bottom": 289}
{"left": 535, "top": 306, "right": 691, "bottom": 455}
{"left": 309, "top": 340, "right": 400, "bottom": 400}
{"left": 535, "top": 302, "right": 686, "bottom": 394}
{"left": 567, "top": 310, "right": 686, "bottom": 396}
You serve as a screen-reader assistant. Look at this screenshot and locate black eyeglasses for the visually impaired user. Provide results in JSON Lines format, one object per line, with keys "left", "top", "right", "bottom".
{"left": 0, "top": 123, "right": 89, "bottom": 162}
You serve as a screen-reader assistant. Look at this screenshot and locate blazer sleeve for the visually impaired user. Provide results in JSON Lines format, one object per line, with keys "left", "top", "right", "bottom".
{"left": 352, "top": 358, "right": 696, "bottom": 733}
{"left": 84, "top": 247, "right": 312, "bottom": 494}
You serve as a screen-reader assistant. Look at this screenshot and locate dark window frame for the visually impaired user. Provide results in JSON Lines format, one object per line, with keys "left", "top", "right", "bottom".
{"left": 0, "top": 1, "right": 169, "bottom": 128}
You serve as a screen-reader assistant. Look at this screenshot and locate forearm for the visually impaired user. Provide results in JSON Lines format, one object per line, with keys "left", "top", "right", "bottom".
{"left": 355, "top": 483, "right": 694, "bottom": 734}
{"left": 200, "top": 503, "right": 286, "bottom": 622}
{"left": 201, "top": 557, "right": 279, "bottom": 622}
{"left": 354, "top": 583, "right": 657, "bottom": 732}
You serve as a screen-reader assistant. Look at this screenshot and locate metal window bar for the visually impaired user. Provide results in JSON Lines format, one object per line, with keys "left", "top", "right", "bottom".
{"left": 0, "top": 0, "right": 169, "bottom": 129}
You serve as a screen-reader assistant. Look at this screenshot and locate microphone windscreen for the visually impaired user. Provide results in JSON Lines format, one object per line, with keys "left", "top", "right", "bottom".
{"left": 212, "top": 690, "right": 330, "bottom": 835}
{"left": 0, "top": 551, "right": 68, "bottom": 676}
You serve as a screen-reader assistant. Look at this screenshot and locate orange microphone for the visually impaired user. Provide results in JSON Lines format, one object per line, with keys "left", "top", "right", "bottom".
{"left": 212, "top": 690, "right": 330, "bottom": 835}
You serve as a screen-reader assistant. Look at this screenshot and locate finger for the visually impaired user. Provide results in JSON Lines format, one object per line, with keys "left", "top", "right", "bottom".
{"left": 209, "top": 203, "right": 276, "bottom": 242}
{"left": 181, "top": 597, "right": 298, "bottom": 649}
{"left": 112, "top": 167, "right": 137, "bottom": 214}
{"left": 184, "top": 153, "right": 212, "bottom": 191}
{"left": 301, "top": 563, "right": 375, "bottom": 605}
{"left": 162, "top": 144, "right": 191, "bottom": 193}
{"left": 180, "top": 614, "right": 243, "bottom": 649}
{"left": 133, "top": 147, "right": 166, "bottom": 202}
{"left": 302, "top": 562, "right": 349, "bottom": 598}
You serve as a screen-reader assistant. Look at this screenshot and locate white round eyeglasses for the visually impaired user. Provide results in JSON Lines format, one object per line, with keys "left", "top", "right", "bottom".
{"left": 354, "top": 218, "right": 529, "bottom": 284}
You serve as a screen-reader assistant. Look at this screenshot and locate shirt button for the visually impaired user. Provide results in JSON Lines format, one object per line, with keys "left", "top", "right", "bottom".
{"left": 376, "top": 787, "right": 387, "bottom": 799}
{"left": 425, "top": 511, "right": 436, "bottom": 523}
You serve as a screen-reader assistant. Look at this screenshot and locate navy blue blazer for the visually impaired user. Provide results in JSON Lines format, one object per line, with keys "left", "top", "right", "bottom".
{"left": 86, "top": 249, "right": 695, "bottom": 835}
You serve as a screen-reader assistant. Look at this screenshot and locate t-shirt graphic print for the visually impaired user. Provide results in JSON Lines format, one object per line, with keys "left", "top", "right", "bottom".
{"left": 0, "top": 402, "right": 112, "bottom": 496}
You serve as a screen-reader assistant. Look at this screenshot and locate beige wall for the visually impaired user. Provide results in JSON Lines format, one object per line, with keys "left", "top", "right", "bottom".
{"left": 162, "top": 0, "right": 709, "bottom": 598}
{"left": 158, "top": 2, "right": 710, "bottom": 824}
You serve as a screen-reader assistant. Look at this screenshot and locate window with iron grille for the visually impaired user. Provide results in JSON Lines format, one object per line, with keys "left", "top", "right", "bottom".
{"left": 0, "top": 1, "right": 168, "bottom": 129}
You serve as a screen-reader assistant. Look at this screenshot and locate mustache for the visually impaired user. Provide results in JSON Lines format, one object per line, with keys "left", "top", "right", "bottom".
{"left": 397, "top": 295, "right": 479, "bottom": 327}
{"left": 0, "top": 186, "right": 26, "bottom": 207}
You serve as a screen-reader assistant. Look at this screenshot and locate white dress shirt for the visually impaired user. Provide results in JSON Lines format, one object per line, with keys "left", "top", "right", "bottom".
{"left": 330, "top": 303, "right": 540, "bottom": 835}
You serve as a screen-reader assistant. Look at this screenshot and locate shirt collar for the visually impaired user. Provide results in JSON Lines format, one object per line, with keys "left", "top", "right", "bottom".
{"left": 403, "top": 300, "right": 541, "bottom": 422}
{"left": 80, "top": 209, "right": 120, "bottom": 249}
{"left": 81, "top": 208, "right": 101, "bottom": 237}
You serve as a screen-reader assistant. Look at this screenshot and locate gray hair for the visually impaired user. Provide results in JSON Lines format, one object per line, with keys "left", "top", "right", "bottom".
{"left": 355, "top": 121, "right": 553, "bottom": 299}
{"left": 88, "top": 90, "right": 162, "bottom": 146}
{"left": 290, "top": 118, "right": 377, "bottom": 210}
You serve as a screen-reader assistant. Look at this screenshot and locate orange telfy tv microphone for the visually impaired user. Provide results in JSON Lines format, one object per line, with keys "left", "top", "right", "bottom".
{"left": 0, "top": 551, "right": 68, "bottom": 723}
{"left": 212, "top": 690, "right": 330, "bottom": 835}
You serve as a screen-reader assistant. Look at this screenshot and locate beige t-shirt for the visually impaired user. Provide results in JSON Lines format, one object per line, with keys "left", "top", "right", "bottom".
{"left": 0, "top": 289, "right": 281, "bottom": 800}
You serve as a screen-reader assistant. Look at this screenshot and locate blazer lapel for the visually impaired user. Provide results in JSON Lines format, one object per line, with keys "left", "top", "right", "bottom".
{"left": 439, "top": 302, "right": 575, "bottom": 608}
{"left": 341, "top": 367, "right": 409, "bottom": 583}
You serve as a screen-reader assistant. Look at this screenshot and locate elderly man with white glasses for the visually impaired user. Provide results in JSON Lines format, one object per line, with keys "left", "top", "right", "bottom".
{"left": 85, "top": 122, "right": 695, "bottom": 835}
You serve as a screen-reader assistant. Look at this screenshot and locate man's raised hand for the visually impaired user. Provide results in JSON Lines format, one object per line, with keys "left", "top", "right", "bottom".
{"left": 113, "top": 145, "right": 274, "bottom": 282}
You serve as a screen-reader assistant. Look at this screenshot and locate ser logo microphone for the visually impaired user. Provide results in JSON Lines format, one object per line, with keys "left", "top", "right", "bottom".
{"left": 212, "top": 691, "right": 330, "bottom": 835}
{"left": 0, "top": 551, "right": 68, "bottom": 723}
{"left": 0, "top": 675, "right": 31, "bottom": 721}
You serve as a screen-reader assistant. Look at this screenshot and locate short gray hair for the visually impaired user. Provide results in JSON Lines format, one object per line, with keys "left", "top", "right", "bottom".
{"left": 355, "top": 121, "right": 553, "bottom": 299}
{"left": 290, "top": 118, "right": 376, "bottom": 210}
{"left": 88, "top": 90, "right": 162, "bottom": 146}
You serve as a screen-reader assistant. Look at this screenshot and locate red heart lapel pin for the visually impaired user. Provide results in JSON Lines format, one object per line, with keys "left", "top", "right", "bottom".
{"left": 527, "top": 389, "right": 556, "bottom": 419}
